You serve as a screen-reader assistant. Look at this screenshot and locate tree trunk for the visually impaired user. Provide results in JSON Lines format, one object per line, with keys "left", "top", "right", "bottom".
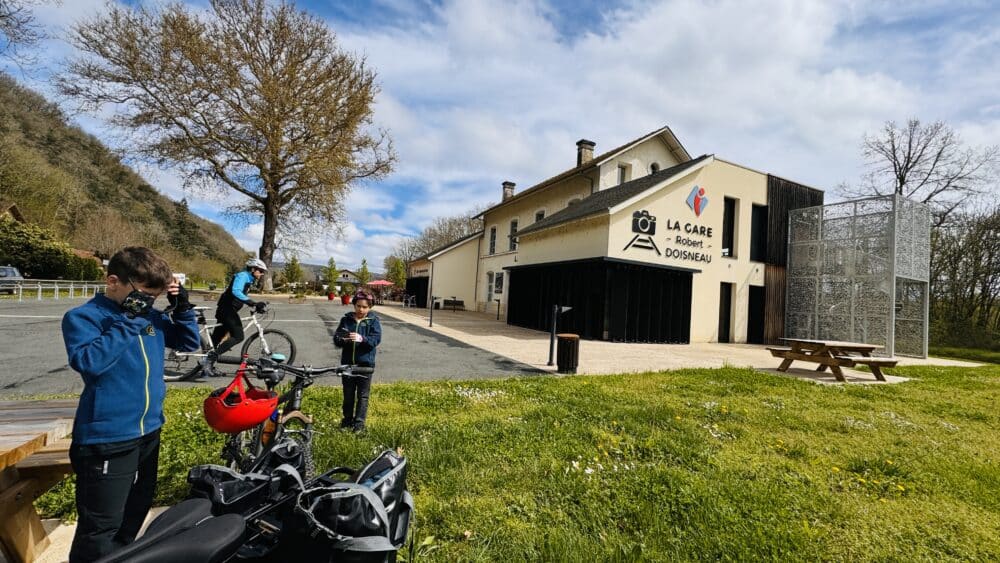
{"left": 259, "top": 198, "right": 279, "bottom": 291}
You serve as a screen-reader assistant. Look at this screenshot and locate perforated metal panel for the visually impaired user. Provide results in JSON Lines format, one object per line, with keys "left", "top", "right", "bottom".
{"left": 785, "top": 195, "right": 930, "bottom": 357}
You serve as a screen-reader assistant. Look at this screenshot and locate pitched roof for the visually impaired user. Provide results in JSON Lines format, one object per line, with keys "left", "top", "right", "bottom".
{"left": 410, "top": 230, "right": 484, "bottom": 263}
{"left": 515, "top": 155, "right": 712, "bottom": 238}
{"left": 477, "top": 125, "right": 690, "bottom": 218}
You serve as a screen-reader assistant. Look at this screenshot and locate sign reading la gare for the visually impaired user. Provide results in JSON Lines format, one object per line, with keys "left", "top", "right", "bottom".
{"left": 623, "top": 185, "right": 714, "bottom": 264}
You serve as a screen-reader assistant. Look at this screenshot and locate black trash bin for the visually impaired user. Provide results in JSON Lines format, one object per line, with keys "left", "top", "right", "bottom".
{"left": 556, "top": 333, "right": 580, "bottom": 374}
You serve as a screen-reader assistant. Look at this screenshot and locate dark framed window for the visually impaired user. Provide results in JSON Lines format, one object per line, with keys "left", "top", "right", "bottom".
{"left": 617, "top": 164, "right": 628, "bottom": 185}
{"left": 750, "top": 204, "right": 768, "bottom": 262}
{"left": 486, "top": 272, "right": 494, "bottom": 299}
{"left": 649, "top": 162, "right": 660, "bottom": 174}
{"left": 509, "top": 219, "right": 518, "bottom": 251}
{"left": 535, "top": 210, "right": 544, "bottom": 222}
{"left": 489, "top": 227, "right": 496, "bottom": 255}
{"left": 494, "top": 272, "right": 504, "bottom": 294}
{"left": 722, "top": 197, "right": 737, "bottom": 258}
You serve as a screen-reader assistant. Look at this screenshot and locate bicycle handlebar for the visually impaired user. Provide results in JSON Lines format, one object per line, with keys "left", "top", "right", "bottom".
{"left": 221, "top": 355, "right": 373, "bottom": 379}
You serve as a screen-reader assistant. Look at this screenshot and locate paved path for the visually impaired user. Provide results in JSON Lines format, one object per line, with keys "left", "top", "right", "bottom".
{"left": 0, "top": 297, "right": 542, "bottom": 397}
{"left": 377, "top": 304, "right": 982, "bottom": 382}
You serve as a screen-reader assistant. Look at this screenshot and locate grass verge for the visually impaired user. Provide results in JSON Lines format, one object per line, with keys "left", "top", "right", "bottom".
{"left": 37, "top": 364, "right": 1000, "bottom": 560}
{"left": 929, "top": 346, "right": 1000, "bottom": 365}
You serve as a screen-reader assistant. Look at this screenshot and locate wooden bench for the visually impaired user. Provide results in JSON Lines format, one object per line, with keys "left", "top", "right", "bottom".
{"left": 835, "top": 356, "right": 898, "bottom": 381}
{"left": 3, "top": 439, "right": 73, "bottom": 562}
{"left": 766, "top": 346, "right": 792, "bottom": 357}
{"left": 442, "top": 299, "right": 464, "bottom": 310}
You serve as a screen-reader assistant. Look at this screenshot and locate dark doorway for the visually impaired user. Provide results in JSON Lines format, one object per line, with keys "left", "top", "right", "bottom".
{"left": 748, "top": 285, "right": 765, "bottom": 344}
{"left": 718, "top": 282, "right": 733, "bottom": 343}
{"left": 405, "top": 277, "right": 429, "bottom": 308}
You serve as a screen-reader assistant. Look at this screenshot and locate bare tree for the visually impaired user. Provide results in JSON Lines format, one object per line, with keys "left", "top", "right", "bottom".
{"left": 393, "top": 204, "right": 487, "bottom": 261}
{"left": 0, "top": 0, "right": 44, "bottom": 63}
{"left": 842, "top": 119, "right": 999, "bottom": 227}
{"left": 57, "top": 0, "right": 395, "bottom": 288}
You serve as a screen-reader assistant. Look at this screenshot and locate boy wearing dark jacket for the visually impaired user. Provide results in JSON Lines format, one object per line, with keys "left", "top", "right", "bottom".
{"left": 62, "top": 247, "right": 199, "bottom": 562}
{"left": 333, "top": 290, "right": 382, "bottom": 432}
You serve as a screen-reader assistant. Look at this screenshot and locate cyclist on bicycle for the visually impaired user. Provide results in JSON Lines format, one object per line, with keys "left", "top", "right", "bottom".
{"left": 210, "top": 258, "right": 268, "bottom": 364}
{"left": 333, "top": 290, "right": 382, "bottom": 432}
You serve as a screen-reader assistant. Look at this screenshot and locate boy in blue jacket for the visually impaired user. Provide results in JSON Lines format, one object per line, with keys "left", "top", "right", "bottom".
{"left": 333, "top": 290, "right": 382, "bottom": 432}
{"left": 62, "top": 247, "right": 199, "bottom": 562}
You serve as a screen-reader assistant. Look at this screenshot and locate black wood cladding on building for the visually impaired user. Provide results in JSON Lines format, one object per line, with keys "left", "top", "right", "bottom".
{"left": 763, "top": 265, "right": 787, "bottom": 344}
{"left": 766, "top": 175, "right": 824, "bottom": 266}
{"left": 506, "top": 258, "right": 692, "bottom": 343}
{"left": 764, "top": 176, "right": 822, "bottom": 343}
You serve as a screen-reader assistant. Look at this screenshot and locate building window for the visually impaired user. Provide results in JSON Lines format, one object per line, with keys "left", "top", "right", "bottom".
{"left": 488, "top": 226, "right": 496, "bottom": 255}
{"left": 649, "top": 162, "right": 660, "bottom": 174}
{"left": 486, "top": 271, "right": 494, "bottom": 299}
{"left": 750, "top": 204, "right": 768, "bottom": 262}
{"left": 494, "top": 272, "right": 504, "bottom": 294}
{"left": 509, "top": 219, "right": 518, "bottom": 251}
{"left": 535, "top": 210, "right": 545, "bottom": 222}
{"left": 722, "top": 197, "right": 737, "bottom": 258}
{"left": 617, "top": 164, "right": 629, "bottom": 185}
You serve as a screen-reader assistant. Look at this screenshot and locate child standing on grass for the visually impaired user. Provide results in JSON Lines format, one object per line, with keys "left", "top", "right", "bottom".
{"left": 333, "top": 290, "right": 382, "bottom": 432}
{"left": 62, "top": 247, "right": 199, "bottom": 562}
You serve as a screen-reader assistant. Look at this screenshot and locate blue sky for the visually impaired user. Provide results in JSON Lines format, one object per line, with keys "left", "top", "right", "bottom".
{"left": 5, "top": 0, "right": 999, "bottom": 270}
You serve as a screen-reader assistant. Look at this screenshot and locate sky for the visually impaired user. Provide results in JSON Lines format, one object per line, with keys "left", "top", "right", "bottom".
{"left": 5, "top": 0, "right": 999, "bottom": 270}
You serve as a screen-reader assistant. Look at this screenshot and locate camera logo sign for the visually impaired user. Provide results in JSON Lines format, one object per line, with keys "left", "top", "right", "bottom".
{"left": 623, "top": 210, "right": 660, "bottom": 255}
{"left": 686, "top": 185, "right": 708, "bottom": 217}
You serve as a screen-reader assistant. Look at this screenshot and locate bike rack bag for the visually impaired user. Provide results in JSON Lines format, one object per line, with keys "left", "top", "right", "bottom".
{"left": 288, "top": 449, "right": 414, "bottom": 562}
{"left": 188, "top": 465, "right": 274, "bottom": 515}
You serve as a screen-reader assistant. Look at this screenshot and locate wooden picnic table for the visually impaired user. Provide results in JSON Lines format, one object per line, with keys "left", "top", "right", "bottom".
{"left": 0, "top": 399, "right": 77, "bottom": 562}
{"left": 768, "top": 338, "right": 898, "bottom": 383}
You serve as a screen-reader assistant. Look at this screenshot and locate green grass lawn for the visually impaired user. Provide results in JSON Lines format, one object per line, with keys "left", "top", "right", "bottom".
{"left": 930, "top": 346, "right": 1000, "bottom": 365}
{"left": 38, "top": 364, "right": 1000, "bottom": 561}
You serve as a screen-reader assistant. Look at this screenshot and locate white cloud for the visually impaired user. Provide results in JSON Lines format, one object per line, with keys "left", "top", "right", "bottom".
{"left": 8, "top": 0, "right": 997, "bottom": 273}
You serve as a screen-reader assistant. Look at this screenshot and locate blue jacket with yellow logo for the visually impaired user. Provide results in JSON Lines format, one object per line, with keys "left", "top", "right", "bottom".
{"left": 62, "top": 294, "right": 200, "bottom": 445}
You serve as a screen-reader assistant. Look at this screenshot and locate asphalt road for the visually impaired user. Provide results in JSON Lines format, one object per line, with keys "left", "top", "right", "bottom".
{"left": 0, "top": 296, "right": 542, "bottom": 397}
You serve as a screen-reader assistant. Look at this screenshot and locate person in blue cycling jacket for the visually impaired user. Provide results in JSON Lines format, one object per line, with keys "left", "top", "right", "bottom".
{"left": 211, "top": 257, "right": 268, "bottom": 360}
{"left": 333, "top": 290, "right": 382, "bottom": 432}
{"left": 62, "top": 246, "right": 199, "bottom": 562}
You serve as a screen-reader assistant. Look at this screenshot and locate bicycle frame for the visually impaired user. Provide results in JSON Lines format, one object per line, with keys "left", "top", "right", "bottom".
{"left": 169, "top": 308, "right": 268, "bottom": 359}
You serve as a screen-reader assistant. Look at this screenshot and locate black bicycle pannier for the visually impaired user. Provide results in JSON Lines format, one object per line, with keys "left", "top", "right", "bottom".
{"left": 288, "top": 450, "right": 413, "bottom": 562}
{"left": 187, "top": 464, "right": 272, "bottom": 515}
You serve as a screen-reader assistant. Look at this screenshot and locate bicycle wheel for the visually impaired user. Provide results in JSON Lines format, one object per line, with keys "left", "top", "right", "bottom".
{"left": 163, "top": 347, "right": 206, "bottom": 382}
{"left": 222, "top": 427, "right": 262, "bottom": 473}
{"left": 241, "top": 329, "right": 296, "bottom": 364}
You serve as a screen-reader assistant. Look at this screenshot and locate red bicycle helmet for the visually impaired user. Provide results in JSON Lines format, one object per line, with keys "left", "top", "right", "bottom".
{"left": 203, "top": 368, "right": 278, "bottom": 434}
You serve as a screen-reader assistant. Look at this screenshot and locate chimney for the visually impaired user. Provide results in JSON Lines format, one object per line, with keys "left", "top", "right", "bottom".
{"left": 576, "top": 139, "right": 596, "bottom": 166}
{"left": 502, "top": 181, "right": 516, "bottom": 201}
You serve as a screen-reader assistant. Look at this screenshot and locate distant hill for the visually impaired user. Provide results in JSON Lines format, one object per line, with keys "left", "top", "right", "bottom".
{"left": 0, "top": 73, "right": 247, "bottom": 280}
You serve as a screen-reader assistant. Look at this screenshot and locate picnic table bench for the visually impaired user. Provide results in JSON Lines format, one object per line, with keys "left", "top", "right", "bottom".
{"left": 0, "top": 399, "right": 77, "bottom": 562}
{"left": 769, "top": 338, "right": 898, "bottom": 382}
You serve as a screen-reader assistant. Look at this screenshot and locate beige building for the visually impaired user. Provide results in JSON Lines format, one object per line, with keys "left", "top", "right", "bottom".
{"left": 407, "top": 125, "right": 822, "bottom": 344}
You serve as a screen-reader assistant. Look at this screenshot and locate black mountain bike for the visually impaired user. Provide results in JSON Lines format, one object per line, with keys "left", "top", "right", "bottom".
{"left": 164, "top": 306, "right": 296, "bottom": 381}
{"left": 218, "top": 356, "right": 373, "bottom": 479}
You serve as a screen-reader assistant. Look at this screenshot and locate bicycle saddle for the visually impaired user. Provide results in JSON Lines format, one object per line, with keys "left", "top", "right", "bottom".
{"left": 96, "top": 509, "right": 245, "bottom": 563}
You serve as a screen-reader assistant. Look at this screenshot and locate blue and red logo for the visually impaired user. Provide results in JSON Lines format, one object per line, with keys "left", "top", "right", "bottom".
{"left": 686, "top": 185, "right": 708, "bottom": 217}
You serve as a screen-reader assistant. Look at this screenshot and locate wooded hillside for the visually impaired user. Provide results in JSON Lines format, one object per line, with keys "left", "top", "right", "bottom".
{"left": 0, "top": 73, "right": 247, "bottom": 280}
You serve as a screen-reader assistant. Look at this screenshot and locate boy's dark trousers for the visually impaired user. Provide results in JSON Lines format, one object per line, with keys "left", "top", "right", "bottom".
{"left": 342, "top": 374, "right": 372, "bottom": 430}
{"left": 69, "top": 430, "right": 160, "bottom": 563}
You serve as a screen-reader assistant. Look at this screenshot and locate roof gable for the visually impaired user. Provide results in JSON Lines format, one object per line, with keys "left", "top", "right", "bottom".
{"left": 478, "top": 125, "right": 691, "bottom": 218}
{"left": 516, "top": 155, "right": 712, "bottom": 237}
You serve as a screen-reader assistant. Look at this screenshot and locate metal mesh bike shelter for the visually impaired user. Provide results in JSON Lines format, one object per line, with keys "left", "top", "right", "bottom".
{"left": 785, "top": 195, "right": 930, "bottom": 357}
